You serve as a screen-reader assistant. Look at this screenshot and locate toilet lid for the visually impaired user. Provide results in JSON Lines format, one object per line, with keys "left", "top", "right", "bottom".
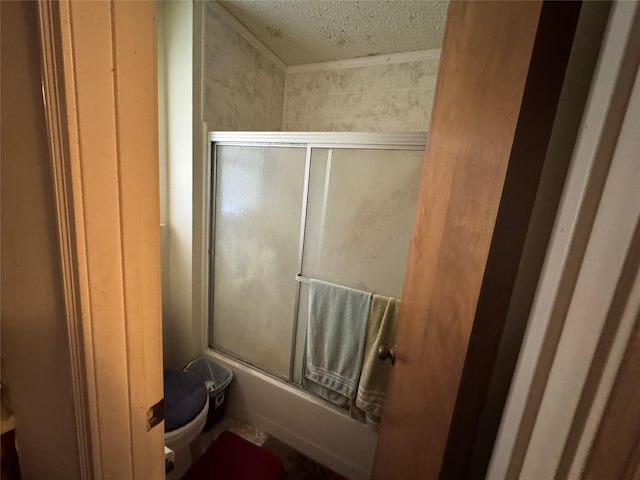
{"left": 163, "top": 369, "right": 207, "bottom": 433}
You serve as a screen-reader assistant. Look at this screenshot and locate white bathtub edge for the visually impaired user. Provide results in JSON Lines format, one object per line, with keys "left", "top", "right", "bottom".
{"left": 204, "top": 350, "right": 376, "bottom": 480}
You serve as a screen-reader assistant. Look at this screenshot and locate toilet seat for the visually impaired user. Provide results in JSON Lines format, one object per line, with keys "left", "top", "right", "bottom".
{"left": 163, "top": 369, "right": 210, "bottom": 479}
{"left": 165, "top": 396, "right": 209, "bottom": 449}
{"left": 163, "top": 369, "right": 209, "bottom": 450}
{"left": 164, "top": 369, "right": 208, "bottom": 432}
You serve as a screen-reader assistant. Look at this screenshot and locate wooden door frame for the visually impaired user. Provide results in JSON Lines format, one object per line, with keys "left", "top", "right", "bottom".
{"left": 373, "top": 2, "right": 585, "bottom": 478}
{"left": 37, "top": 1, "right": 165, "bottom": 479}
{"left": 439, "top": 1, "right": 584, "bottom": 477}
{"left": 490, "top": 2, "right": 640, "bottom": 477}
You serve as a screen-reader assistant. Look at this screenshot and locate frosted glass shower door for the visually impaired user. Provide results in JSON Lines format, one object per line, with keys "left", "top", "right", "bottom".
{"left": 302, "top": 148, "right": 423, "bottom": 296}
{"left": 211, "top": 145, "right": 306, "bottom": 377}
{"left": 293, "top": 147, "right": 424, "bottom": 382}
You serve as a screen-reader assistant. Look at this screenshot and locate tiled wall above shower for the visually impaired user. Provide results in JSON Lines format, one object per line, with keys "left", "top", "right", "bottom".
{"left": 282, "top": 55, "right": 440, "bottom": 132}
{"left": 205, "top": 5, "right": 286, "bottom": 131}
{"left": 204, "top": 2, "right": 440, "bottom": 133}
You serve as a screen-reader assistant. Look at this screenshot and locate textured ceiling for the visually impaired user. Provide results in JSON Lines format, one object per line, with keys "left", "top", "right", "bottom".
{"left": 218, "top": 0, "right": 448, "bottom": 65}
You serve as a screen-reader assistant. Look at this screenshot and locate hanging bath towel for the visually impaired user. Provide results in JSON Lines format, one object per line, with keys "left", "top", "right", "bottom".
{"left": 353, "top": 294, "right": 400, "bottom": 430}
{"left": 303, "top": 279, "right": 372, "bottom": 407}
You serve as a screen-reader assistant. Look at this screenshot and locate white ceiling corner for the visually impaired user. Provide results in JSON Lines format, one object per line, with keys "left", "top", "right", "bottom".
{"left": 217, "top": 0, "right": 449, "bottom": 66}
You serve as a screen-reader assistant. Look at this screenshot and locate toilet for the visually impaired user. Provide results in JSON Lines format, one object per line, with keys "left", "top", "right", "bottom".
{"left": 164, "top": 369, "right": 209, "bottom": 479}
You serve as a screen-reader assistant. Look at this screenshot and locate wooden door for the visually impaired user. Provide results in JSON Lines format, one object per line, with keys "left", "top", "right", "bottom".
{"left": 583, "top": 311, "right": 640, "bottom": 479}
{"left": 373, "top": 1, "right": 581, "bottom": 478}
{"left": 38, "top": 1, "right": 165, "bottom": 478}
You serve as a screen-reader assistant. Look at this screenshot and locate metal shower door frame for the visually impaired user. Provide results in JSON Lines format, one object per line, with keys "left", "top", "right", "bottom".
{"left": 205, "top": 131, "right": 427, "bottom": 385}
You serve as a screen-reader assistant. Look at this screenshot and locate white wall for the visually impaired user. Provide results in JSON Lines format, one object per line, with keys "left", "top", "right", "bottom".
{"left": 157, "top": 0, "right": 170, "bottom": 336}
{"left": 158, "top": 0, "right": 197, "bottom": 369}
{"left": 0, "top": 2, "right": 82, "bottom": 477}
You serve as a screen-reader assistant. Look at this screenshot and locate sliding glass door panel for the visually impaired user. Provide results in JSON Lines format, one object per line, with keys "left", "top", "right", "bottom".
{"left": 301, "top": 148, "right": 424, "bottom": 299}
{"left": 211, "top": 145, "right": 306, "bottom": 377}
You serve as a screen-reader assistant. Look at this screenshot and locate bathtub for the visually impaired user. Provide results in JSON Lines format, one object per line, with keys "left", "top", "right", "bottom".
{"left": 204, "top": 349, "right": 377, "bottom": 480}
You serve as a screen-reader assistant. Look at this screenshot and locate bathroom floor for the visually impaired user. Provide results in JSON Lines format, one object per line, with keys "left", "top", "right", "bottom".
{"left": 190, "top": 416, "right": 346, "bottom": 480}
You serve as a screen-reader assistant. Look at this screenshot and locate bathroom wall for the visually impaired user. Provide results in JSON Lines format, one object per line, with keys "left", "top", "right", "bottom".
{"left": 158, "top": 0, "right": 201, "bottom": 369}
{"left": 161, "top": 3, "right": 437, "bottom": 476}
{"left": 0, "top": 1, "right": 81, "bottom": 477}
{"left": 204, "top": 2, "right": 438, "bottom": 134}
{"left": 282, "top": 51, "right": 440, "bottom": 132}
{"left": 158, "top": 0, "right": 211, "bottom": 369}
{"left": 205, "top": 3, "right": 286, "bottom": 131}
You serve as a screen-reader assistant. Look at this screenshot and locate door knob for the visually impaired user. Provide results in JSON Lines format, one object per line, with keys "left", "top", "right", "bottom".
{"left": 377, "top": 344, "right": 396, "bottom": 365}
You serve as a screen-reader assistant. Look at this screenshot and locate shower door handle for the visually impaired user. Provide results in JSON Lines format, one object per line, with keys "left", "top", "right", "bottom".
{"left": 377, "top": 344, "right": 396, "bottom": 366}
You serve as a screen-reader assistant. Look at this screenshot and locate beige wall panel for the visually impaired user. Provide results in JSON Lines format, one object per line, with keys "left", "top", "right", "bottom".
{"left": 0, "top": 2, "right": 82, "bottom": 478}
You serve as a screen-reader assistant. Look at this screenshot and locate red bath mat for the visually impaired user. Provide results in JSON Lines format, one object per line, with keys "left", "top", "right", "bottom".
{"left": 182, "top": 431, "right": 283, "bottom": 480}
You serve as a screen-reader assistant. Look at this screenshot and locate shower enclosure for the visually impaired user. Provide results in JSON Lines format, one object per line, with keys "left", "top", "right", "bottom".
{"left": 207, "top": 132, "right": 426, "bottom": 391}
